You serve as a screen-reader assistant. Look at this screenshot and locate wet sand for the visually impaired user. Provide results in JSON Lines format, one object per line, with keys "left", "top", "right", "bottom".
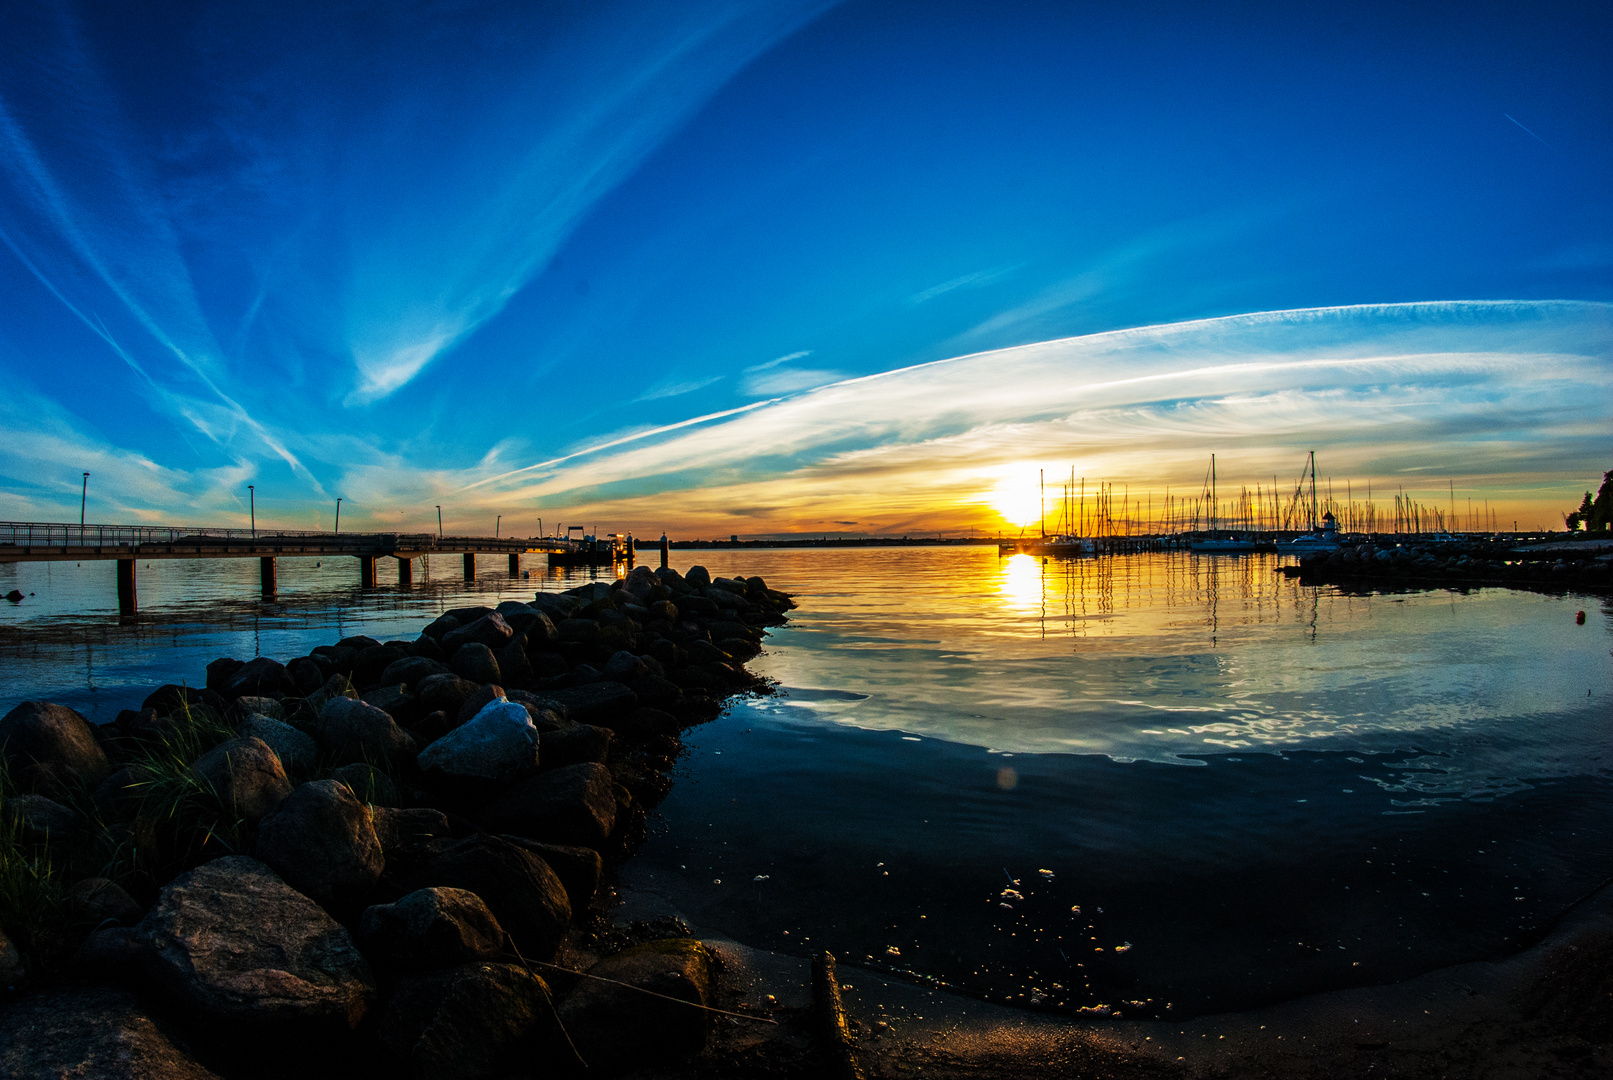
{"left": 611, "top": 871, "right": 1613, "bottom": 1077}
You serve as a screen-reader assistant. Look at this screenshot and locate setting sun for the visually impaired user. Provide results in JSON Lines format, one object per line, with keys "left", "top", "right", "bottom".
{"left": 991, "top": 475, "right": 1045, "bottom": 529}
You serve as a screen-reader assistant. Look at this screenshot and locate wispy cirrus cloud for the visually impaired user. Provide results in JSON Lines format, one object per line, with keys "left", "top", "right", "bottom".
{"left": 454, "top": 301, "right": 1611, "bottom": 532}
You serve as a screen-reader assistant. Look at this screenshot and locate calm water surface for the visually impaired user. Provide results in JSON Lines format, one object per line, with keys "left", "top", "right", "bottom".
{"left": 3, "top": 546, "right": 1611, "bottom": 1016}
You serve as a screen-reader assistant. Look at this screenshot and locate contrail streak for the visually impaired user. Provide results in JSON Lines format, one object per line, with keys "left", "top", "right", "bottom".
{"left": 1503, "top": 113, "right": 1553, "bottom": 150}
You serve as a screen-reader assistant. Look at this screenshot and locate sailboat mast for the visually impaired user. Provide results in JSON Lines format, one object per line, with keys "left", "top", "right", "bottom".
{"left": 1309, "top": 450, "right": 1318, "bottom": 531}
{"left": 1039, "top": 469, "right": 1045, "bottom": 538}
{"left": 1211, "top": 454, "right": 1216, "bottom": 536}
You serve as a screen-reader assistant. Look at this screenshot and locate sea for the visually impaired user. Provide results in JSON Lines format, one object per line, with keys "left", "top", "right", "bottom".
{"left": 3, "top": 545, "right": 1610, "bottom": 1017}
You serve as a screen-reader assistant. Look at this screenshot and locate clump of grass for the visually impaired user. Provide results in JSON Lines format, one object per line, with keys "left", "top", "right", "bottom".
{"left": 117, "top": 699, "right": 251, "bottom": 885}
{"left": 0, "top": 761, "right": 75, "bottom": 980}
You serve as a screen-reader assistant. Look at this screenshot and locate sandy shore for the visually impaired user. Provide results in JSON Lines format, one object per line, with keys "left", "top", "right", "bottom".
{"left": 606, "top": 869, "right": 1613, "bottom": 1077}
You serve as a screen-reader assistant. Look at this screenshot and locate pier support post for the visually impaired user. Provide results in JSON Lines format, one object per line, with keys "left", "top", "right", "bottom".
{"left": 463, "top": 553, "right": 476, "bottom": 581}
{"left": 259, "top": 556, "right": 276, "bottom": 597}
{"left": 397, "top": 557, "right": 413, "bottom": 585}
{"left": 360, "top": 556, "right": 376, "bottom": 588}
{"left": 116, "top": 558, "right": 137, "bottom": 616}
{"left": 660, "top": 533, "right": 669, "bottom": 568}
{"left": 508, "top": 553, "right": 519, "bottom": 576}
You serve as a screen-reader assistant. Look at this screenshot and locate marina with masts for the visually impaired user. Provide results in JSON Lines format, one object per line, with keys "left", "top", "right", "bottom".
{"left": 998, "top": 451, "right": 1512, "bottom": 557}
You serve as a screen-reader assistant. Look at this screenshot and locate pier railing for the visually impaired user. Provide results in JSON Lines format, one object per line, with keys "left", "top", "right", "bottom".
{"left": 0, "top": 521, "right": 449, "bottom": 548}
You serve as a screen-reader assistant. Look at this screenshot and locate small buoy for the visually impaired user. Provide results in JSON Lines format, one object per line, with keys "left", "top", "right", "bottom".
{"left": 1576, "top": 610, "right": 1586, "bottom": 624}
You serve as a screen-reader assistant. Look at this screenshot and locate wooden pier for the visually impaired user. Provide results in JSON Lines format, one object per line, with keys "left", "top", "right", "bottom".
{"left": 0, "top": 521, "right": 633, "bottom": 614}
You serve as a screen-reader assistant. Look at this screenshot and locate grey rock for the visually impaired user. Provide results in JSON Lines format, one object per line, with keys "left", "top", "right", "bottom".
{"left": 361, "top": 684, "right": 423, "bottom": 728}
{"left": 301, "top": 672, "right": 358, "bottom": 719}
{"left": 499, "top": 837, "right": 602, "bottom": 912}
{"left": 494, "top": 634, "right": 534, "bottom": 689}
{"left": 5, "top": 792, "right": 78, "bottom": 843}
{"left": 256, "top": 780, "right": 384, "bottom": 913}
{"left": 377, "top": 655, "right": 450, "bottom": 688}
{"left": 399, "top": 835, "right": 571, "bottom": 960}
{"left": 192, "top": 737, "right": 291, "bottom": 823}
{"left": 419, "top": 700, "right": 539, "bottom": 790}
{"left": 220, "top": 656, "right": 295, "bottom": 699}
{"left": 0, "top": 985, "right": 222, "bottom": 1079}
{"left": 0, "top": 700, "right": 111, "bottom": 796}
{"left": 379, "top": 962, "right": 557, "bottom": 1080}
{"left": 557, "top": 938, "right": 715, "bottom": 1073}
{"left": 538, "top": 724, "right": 612, "bottom": 770}
{"left": 69, "top": 876, "right": 144, "bottom": 926}
{"left": 441, "top": 613, "right": 515, "bottom": 655}
{"left": 231, "top": 695, "right": 285, "bottom": 721}
{"left": 454, "top": 683, "right": 506, "bottom": 727}
{"left": 372, "top": 806, "right": 453, "bottom": 869}
{"left": 531, "top": 682, "right": 637, "bottom": 726}
{"left": 0, "top": 926, "right": 23, "bottom": 990}
{"left": 600, "top": 650, "right": 648, "bottom": 683}
{"left": 449, "top": 643, "right": 501, "bottom": 685}
{"left": 239, "top": 715, "right": 318, "bottom": 776}
{"left": 480, "top": 762, "right": 616, "bottom": 849}
{"left": 134, "top": 856, "right": 375, "bottom": 1041}
{"left": 684, "top": 565, "right": 711, "bottom": 588}
{"left": 357, "top": 887, "right": 504, "bottom": 971}
{"left": 417, "top": 673, "right": 480, "bottom": 718}
{"left": 313, "top": 696, "right": 415, "bottom": 767}
{"left": 627, "top": 673, "right": 682, "bottom": 709}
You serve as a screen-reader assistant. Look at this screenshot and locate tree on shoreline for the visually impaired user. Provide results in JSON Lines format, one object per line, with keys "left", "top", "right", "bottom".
{"left": 1564, "top": 468, "right": 1613, "bottom": 532}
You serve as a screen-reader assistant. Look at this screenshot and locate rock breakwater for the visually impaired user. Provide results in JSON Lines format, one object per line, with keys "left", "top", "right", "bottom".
{"left": 1288, "top": 537, "right": 1613, "bottom": 592}
{"left": 0, "top": 564, "right": 794, "bottom": 1077}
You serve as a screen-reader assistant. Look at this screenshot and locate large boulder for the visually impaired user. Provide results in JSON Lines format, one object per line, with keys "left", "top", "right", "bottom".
{"left": 312, "top": 697, "right": 415, "bottom": 767}
{"left": 600, "top": 650, "right": 647, "bottom": 683}
{"left": 0, "top": 700, "right": 111, "bottom": 795}
{"left": 239, "top": 715, "right": 318, "bottom": 776}
{"left": 256, "top": 780, "right": 384, "bottom": 913}
{"left": 557, "top": 939, "right": 715, "bottom": 1073}
{"left": 357, "top": 887, "right": 505, "bottom": 971}
{"left": 449, "top": 643, "right": 501, "bottom": 686}
{"left": 531, "top": 683, "right": 637, "bottom": 726}
{"left": 379, "top": 962, "right": 558, "bottom": 1080}
{"left": 353, "top": 645, "right": 405, "bottom": 689}
{"left": 0, "top": 985, "right": 221, "bottom": 1080}
{"left": 480, "top": 763, "right": 616, "bottom": 849}
{"left": 372, "top": 807, "right": 453, "bottom": 872}
{"left": 500, "top": 837, "right": 602, "bottom": 912}
{"left": 134, "top": 856, "right": 375, "bottom": 1042}
{"left": 494, "top": 634, "right": 534, "bottom": 689}
{"left": 399, "top": 835, "right": 570, "bottom": 960}
{"left": 454, "top": 683, "right": 505, "bottom": 726}
{"left": 4, "top": 792, "right": 78, "bottom": 844}
{"left": 378, "top": 655, "right": 450, "bottom": 689}
{"left": 69, "top": 877, "right": 144, "bottom": 926}
{"left": 192, "top": 737, "right": 291, "bottom": 823}
{"left": 416, "top": 673, "right": 480, "bottom": 718}
{"left": 538, "top": 724, "right": 612, "bottom": 770}
{"left": 441, "top": 613, "right": 514, "bottom": 654}
{"left": 418, "top": 700, "right": 539, "bottom": 791}
{"left": 361, "top": 684, "right": 423, "bottom": 728}
{"left": 219, "top": 656, "right": 295, "bottom": 699}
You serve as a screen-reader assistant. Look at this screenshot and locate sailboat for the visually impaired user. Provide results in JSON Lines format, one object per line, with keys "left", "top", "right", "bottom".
{"left": 1191, "top": 455, "right": 1274, "bottom": 553}
{"left": 1286, "top": 451, "right": 1342, "bottom": 554}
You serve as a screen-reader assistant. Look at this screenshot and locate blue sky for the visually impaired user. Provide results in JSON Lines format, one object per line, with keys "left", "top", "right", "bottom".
{"left": 1, "top": 0, "right": 1609, "bottom": 534}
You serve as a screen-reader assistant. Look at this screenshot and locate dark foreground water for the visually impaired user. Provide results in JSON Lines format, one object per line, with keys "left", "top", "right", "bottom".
{"left": 3, "top": 547, "right": 1611, "bottom": 1017}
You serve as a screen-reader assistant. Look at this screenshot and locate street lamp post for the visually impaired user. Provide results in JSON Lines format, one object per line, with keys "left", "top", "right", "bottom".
{"left": 335, "top": 498, "right": 342, "bottom": 536}
{"left": 80, "top": 472, "right": 89, "bottom": 540}
{"left": 496, "top": 515, "right": 501, "bottom": 538}
{"left": 436, "top": 506, "right": 442, "bottom": 539}
{"left": 248, "top": 485, "right": 256, "bottom": 538}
